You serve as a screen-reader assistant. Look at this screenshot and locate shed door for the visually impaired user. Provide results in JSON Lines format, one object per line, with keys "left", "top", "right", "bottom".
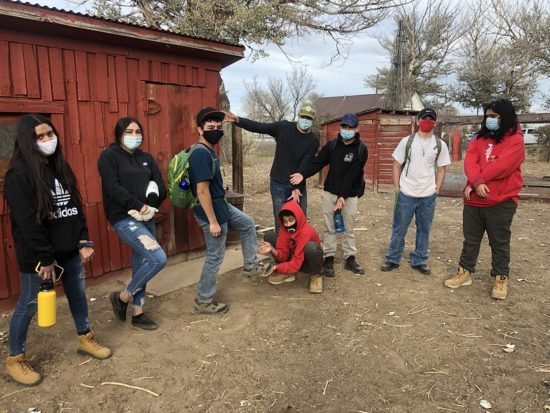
{"left": 145, "top": 83, "right": 208, "bottom": 255}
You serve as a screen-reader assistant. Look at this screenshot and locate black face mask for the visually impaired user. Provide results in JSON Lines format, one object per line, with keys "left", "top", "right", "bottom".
{"left": 203, "top": 130, "right": 224, "bottom": 145}
{"left": 284, "top": 223, "right": 297, "bottom": 232}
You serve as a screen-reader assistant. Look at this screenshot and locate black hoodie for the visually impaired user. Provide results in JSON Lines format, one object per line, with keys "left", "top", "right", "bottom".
{"left": 4, "top": 159, "right": 89, "bottom": 272}
{"left": 97, "top": 144, "right": 167, "bottom": 225}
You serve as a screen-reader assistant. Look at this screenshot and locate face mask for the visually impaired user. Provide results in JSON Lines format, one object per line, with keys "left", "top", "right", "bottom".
{"left": 340, "top": 130, "right": 355, "bottom": 140}
{"left": 485, "top": 117, "right": 499, "bottom": 131}
{"left": 418, "top": 119, "right": 436, "bottom": 132}
{"left": 298, "top": 118, "right": 313, "bottom": 130}
{"left": 36, "top": 136, "right": 58, "bottom": 156}
{"left": 123, "top": 135, "right": 142, "bottom": 150}
{"left": 284, "top": 223, "right": 297, "bottom": 233}
{"left": 203, "top": 130, "right": 224, "bottom": 145}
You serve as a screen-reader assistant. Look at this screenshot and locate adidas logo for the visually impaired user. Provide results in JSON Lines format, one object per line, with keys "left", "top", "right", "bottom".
{"left": 51, "top": 179, "right": 71, "bottom": 207}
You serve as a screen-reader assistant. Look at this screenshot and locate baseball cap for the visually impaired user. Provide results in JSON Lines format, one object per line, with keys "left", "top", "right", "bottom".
{"left": 299, "top": 103, "right": 316, "bottom": 119}
{"left": 418, "top": 108, "right": 437, "bottom": 120}
{"left": 196, "top": 107, "right": 225, "bottom": 126}
{"left": 341, "top": 113, "right": 359, "bottom": 128}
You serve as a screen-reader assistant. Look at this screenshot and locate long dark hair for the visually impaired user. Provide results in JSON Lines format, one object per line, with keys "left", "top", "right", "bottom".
{"left": 5, "top": 114, "right": 81, "bottom": 221}
{"left": 114, "top": 117, "right": 143, "bottom": 144}
{"left": 476, "top": 99, "right": 519, "bottom": 144}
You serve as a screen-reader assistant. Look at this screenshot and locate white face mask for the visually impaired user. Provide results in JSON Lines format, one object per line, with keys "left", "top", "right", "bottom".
{"left": 36, "top": 136, "right": 58, "bottom": 156}
{"left": 123, "top": 135, "right": 142, "bottom": 150}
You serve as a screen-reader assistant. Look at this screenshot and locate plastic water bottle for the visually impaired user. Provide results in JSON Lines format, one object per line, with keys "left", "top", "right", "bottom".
{"left": 37, "top": 280, "right": 56, "bottom": 327}
{"left": 178, "top": 178, "right": 189, "bottom": 190}
{"left": 334, "top": 209, "right": 345, "bottom": 234}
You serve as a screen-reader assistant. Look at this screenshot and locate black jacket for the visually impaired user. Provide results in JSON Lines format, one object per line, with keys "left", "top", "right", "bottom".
{"left": 97, "top": 144, "right": 167, "bottom": 225}
{"left": 237, "top": 118, "right": 319, "bottom": 186}
{"left": 4, "top": 159, "right": 89, "bottom": 272}
{"left": 303, "top": 134, "right": 368, "bottom": 198}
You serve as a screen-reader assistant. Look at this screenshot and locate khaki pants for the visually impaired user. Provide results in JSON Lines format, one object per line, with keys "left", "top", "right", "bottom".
{"left": 322, "top": 191, "right": 358, "bottom": 259}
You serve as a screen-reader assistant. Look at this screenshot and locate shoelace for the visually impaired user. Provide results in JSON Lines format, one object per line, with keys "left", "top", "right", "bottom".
{"left": 18, "top": 359, "right": 34, "bottom": 373}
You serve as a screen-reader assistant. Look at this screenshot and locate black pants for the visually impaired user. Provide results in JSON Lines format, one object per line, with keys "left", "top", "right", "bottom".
{"left": 264, "top": 231, "right": 323, "bottom": 274}
{"left": 459, "top": 199, "right": 517, "bottom": 277}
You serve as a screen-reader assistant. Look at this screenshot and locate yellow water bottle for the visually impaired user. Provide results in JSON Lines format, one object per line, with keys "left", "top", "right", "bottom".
{"left": 37, "top": 280, "right": 56, "bottom": 327}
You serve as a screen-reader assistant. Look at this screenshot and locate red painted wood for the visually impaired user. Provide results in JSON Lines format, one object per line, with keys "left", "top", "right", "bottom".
{"left": 96, "top": 208, "right": 111, "bottom": 274}
{"left": 0, "top": 41, "right": 10, "bottom": 96}
{"left": 9, "top": 43, "right": 26, "bottom": 96}
{"left": 79, "top": 102, "right": 101, "bottom": 202}
{"left": 0, "top": 220, "right": 10, "bottom": 299}
{"left": 115, "top": 55, "right": 128, "bottom": 103}
{"left": 22, "top": 44, "right": 40, "bottom": 98}
{"left": 48, "top": 47, "right": 65, "bottom": 100}
{"left": 107, "top": 55, "right": 118, "bottom": 113}
{"left": 93, "top": 54, "right": 109, "bottom": 103}
{"left": 2, "top": 214, "right": 20, "bottom": 298}
{"left": 83, "top": 204, "right": 104, "bottom": 277}
{"left": 149, "top": 60, "right": 161, "bottom": 82}
{"left": 36, "top": 46, "right": 53, "bottom": 102}
{"left": 75, "top": 51, "right": 90, "bottom": 101}
{"left": 127, "top": 58, "right": 139, "bottom": 112}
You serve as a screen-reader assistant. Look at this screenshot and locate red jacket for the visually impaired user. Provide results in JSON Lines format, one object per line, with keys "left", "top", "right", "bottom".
{"left": 275, "top": 200, "right": 321, "bottom": 274}
{"left": 464, "top": 129, "right": 524, "bottom": 207}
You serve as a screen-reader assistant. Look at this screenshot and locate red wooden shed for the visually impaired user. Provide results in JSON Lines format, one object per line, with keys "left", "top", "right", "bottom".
{"left": 320, "top": 108, "right": 418, "bottom": 192}
{"left": 0, "top": 1, "right": 244, "bottom": 302}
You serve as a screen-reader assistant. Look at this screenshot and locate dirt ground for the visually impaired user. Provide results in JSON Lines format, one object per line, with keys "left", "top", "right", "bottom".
{"left": 1, "top": 157, "right": 550, "bottom": 413}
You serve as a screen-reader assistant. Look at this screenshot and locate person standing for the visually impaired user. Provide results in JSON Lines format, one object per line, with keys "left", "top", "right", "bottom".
{"left": 444, "top": 99, "right": 524, "bottom": 300}
{"left": 293, "top": 113, "right": 368, "bottom": 277}
{"left": 98, "top": 117, "right": 167, "bottom": 330}
{"left": 381, "top": 108, "right": 451, "bottom": 275}
{"left": 189, "top": 107, "right": 262, "bottom": 314}
{"left": 225, "top": 103, "right": 319, "bottom": 231}
{"left": 5, "top": 114, "right": 111, "bottom": 386}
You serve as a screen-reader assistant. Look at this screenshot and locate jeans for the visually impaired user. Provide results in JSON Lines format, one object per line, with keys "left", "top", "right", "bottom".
{"left": 264, "top": 231, "right": 323, "bottom": 274}
{"left": 385, "top": 191, "right": 437, "bottom": 266}
{"left": 459, "top": 200, "right": 517, "bottom": 276}
{"left": 9, "top": 254, "right": 89, "bottom": 355}
{"left": 321, "top": 191, "right": 359, "bottom": 259}
{"left": 270, "top": 180, "right": 307, "bottom": 232}
{"left": 194, "top": 204, "right": 259, "bottom": 303}
{"left": 113, "top": 218, "right": 167, "bottom": 308}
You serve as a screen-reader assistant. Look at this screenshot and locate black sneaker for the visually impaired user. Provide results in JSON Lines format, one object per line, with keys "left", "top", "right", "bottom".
{"left": 344, "top": 256, "right": 365, "bottom": 275}
{"left": 192, "top": 299, "right": 229, "bottom": 315}
{"left": 411, "top": 264, "right": 432, "bottom": 275}
{"left": 131, "top": 313, "right": 159, "bottom": 330}
{"left": 321, "top": 256, "right": 335, "bottom": 277}
{"left": 380, "top": 261, "right": 399, "bottom": 272}
{"left": 110, "top": 292, "right": 128, "bottom": 321}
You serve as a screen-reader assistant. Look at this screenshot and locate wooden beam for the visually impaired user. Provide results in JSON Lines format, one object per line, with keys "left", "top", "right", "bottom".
{"left": 0, "top": 100, "right": 65, "bottom": 113}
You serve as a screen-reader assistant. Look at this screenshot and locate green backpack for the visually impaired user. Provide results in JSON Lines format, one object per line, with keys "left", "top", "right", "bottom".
{"left": 167, "top": 144, "right": 215, "bottom": 209}
{"left": 401, "top": 134, "right": 442, "bottom": 176}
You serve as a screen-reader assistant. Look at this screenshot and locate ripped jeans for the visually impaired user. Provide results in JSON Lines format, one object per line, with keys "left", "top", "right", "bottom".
{"left": 9, "top": 254, "right": 89, "bottom": 355}
{"left": 113, "top": 218, "right": 167, "bottom": 309}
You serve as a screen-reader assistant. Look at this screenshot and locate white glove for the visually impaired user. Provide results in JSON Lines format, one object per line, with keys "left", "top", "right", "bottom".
{"left": 128, "top": 209, "right": 145, "bottom": 221}
{"left": 140, "top": 205, "right": 158, "bottom": 221}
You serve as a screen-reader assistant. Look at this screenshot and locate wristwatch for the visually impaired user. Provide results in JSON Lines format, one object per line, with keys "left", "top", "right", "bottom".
{"left": 77, "top": 240, "right": 94, "bottom": 249}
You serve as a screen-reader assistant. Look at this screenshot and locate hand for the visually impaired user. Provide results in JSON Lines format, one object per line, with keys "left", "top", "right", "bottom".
{"left": 464, "top": 186, "right": 473, "bottom": 201}
{"left": 209, "top": 222, "right": 222, "bottom": 237}
{"left": 289, "top": 173, "right": 304, "bottom": 185}
{"left": 475, "top": 184, "right": 490, "bottom": 198}
{"left": 140, "top": 205, "right": 158, "bottom": 221}
{"left": 38, "top": 263, "right": 56, "bottom": 280}
{"left": 79, "top": 247, "right": 95, "bottom": 264}
{"left": 258, "top": 240, "right": 274, "bottom": 255}
{"left": 262, "top": 263, "right": 276, "bottom": 278}
{"left": 223, "top": 111, "right": 239, "bottom": 123}
{"left": 128, "top": 209, "right": 145, "bottom": 221}
{"left": 334, "top": 197, "right": 345, "bottom": 211}
{"left": 287, "top": 188, "right": 302, "bottom": 203}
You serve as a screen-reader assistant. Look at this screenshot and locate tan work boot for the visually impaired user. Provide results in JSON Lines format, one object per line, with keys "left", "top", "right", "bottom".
{"left": 268, "top": 274, "right": 296, "bottom": 285}
{"left": 444, "top": 267, "right": 472, "bottom": 289}
{"left": 77, "top": 331, "right": 112, "bottom": 360}
{"left": 491, "top": 276, "right": 508, "bottom": 300}
{"left": 309, "top": 275, "right": 323, "bottom": 294}
{"left": 6, "top": 353, "right": 41, "bottom": 386}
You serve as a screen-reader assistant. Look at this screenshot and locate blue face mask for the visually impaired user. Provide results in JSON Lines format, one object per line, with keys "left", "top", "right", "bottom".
{"left": 123, "top": 135, "right": 142, "bottom": 150}
{"left": 485, "top": 117, "right": 499, "bottom": 131}
{"left": 298, "top": 118, "right": 313, "bottom": 130}
{"left": 340, "top": 130, "right": 355, "bottom": 140}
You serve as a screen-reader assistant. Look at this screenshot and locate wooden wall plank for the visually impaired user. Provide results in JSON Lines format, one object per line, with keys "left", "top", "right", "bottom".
{"left": 22, "top": 44, "right": 40, "bottom": 98}
{"left": 9, "top": 43, "right": 26, "bottom": 96}
{"left": 49, "top": 48, "right": 65, "bottom": 100}
{"left": 79, "top": 102, "right": 101, "bottom": 203}
{"left": 83, "top": 204, "right": 104, "bottom": 277}
{"left": 177, "top": 65, "right": 186, "bottom": 85}
{"left": 0, "top": 41, "right": 11, "bottom": 96}
{"left": 36, "top": 46, "right": 53, "bottom": 101}
{"left": 0, "top": 220, "right": 10, "bottom": 299}
{"left": 127, "top": 59, "right": 139, "bottom": 115}
{"left": 107, "top": 55, "right": 118, "bottom": 112}
{"left": 149, "top": 60, "right": 161, "bottom": 82}
{"left": 198, "top": 67, "right": 206, "bottom": 87}
{"left": 93, "top": 53, "right": 109, "bottom": 103}
{"left": 75, "top": 51, "right": 90, "bottom": 101}
{"left": 168, "top": 63, "right": 178, "bottom": 84}
{"left": 115, "top": 55, "right": 128, "bottom": 103}
{"left": 96, "top": 209, "right": 111, "bottom": 274}
{"left": 2, "top": 215, "right": 20, "bottom": 299}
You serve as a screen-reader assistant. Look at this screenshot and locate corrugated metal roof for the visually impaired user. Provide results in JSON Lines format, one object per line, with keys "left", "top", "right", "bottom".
{"left": 5, "top": 0, "right": 241, "bottom": 47}
{"left": 316, "top": 94, "right": 387, "bottom": 121}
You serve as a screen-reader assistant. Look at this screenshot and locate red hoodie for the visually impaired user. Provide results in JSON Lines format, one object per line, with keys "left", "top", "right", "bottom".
{"left": 464, "top": 129, "right": 524, "bottom": 207}
{"left": 275, "top": 200, "right": 321, "bottom": 274}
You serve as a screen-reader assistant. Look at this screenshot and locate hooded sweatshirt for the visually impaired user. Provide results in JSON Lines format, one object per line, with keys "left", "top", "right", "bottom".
{"left": 98, "top": 143, "right": 167, "bottom": 225}
{"left": 274, "top": 200, "right": 321, "bottom": 274}
{"left": 4, "top": 159, "right": 89, "bottom": 272}
{"left": 464, "top": 129, "right": 524, "bottom": 207}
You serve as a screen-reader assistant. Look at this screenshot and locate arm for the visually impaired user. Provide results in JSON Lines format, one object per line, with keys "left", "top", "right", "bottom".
{"left": 196, "top": 181, "right": 221, "bottom": 237}
{"left": 301, "top": 142, "right": 331, "bottom": 179}
{"left": 392, "top": 160, "right": 402, "bottom": 191}
{"left": 464, "top": 139, "right": 482, "bottom": 184}
{"left": 276, "top": 240, "right": 307, "bottom": 274}
{"left": 435, "top": 166, "right": 446, "bottom": 194}
{"left": 234, "top": 117, "right": 285, "bottom": 138}
{"left": 296, "top": 137, "right": 319, "bottom": 180}
{"left": 149, "top": 156, "right": 167, "bottom": 206}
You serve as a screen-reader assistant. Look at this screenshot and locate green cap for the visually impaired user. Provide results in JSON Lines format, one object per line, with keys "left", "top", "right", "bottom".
{"left": 299, "top": 103, "right": 316, "bottom": 119}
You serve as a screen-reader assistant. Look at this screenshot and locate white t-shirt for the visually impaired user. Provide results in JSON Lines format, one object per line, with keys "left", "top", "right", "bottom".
{"left": 392, "top": 133, "right": 451, "bottom": 197}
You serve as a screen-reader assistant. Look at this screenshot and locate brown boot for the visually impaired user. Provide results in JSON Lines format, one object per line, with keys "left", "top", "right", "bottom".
{"left": 444, "top": 267, "right": 472, "bottom": 289}
{"left": 77, "top": 331, "right": 112, "bottom": 360}
{"left": 6, "top": 354, "right": 41, "bottom": 386}
{"left": 309, "top": 275, "right": 323, "bottom": 294}
{"left": 491, "top": 276, "right": 508, "bottom": 300}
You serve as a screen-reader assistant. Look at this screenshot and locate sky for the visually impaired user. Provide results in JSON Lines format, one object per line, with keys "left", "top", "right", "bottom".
{"left": 25, "top": 0, "right": 549, "bottom": 115}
